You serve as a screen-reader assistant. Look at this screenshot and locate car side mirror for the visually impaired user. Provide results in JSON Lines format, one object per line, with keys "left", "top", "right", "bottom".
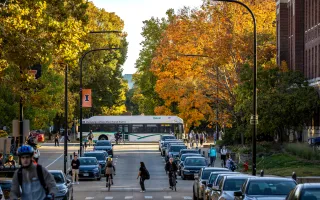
{"left": 207, "top": 183, "right": 213, "bottom": 188}
{"left": 67, "top": 179, "right": 71, "bottom": 184}
{"left": 194, "top": 174, "right": 199, "bottom": 180}
{"left": 201, "top": 181, "right": 206, "bottom": 185}
{"left": 234, "top": 191, "right": 243, "bottom": 197}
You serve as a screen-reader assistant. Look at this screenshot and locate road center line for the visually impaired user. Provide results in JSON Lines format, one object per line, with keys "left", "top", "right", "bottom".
{"left": 45, "top": 154, "right": 63, "bottom": 168}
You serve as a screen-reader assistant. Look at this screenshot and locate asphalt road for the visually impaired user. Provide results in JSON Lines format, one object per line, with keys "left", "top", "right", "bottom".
{"left": 38, "top": 143, "right": 222, "bottom": 200}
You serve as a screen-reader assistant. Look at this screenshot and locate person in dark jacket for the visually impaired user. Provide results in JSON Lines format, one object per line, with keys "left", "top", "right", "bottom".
{"left": 165, "top": 157, "right": 178, "bottom": 189}
{"left": 71, "top": 155, "right": 80, "bottom": 184}
{"left": 54, "top": 133, "right": 59, "bottom": 147}
{"left": 137, "top": 162, "right": 147, "bottom": 193}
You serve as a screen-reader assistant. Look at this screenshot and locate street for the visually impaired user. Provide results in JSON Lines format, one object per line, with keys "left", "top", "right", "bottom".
{"left": 38, "top": 144, "right": 219, "bottom": 200}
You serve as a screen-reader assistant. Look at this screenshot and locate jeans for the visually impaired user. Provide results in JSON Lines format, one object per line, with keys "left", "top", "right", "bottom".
{"left": 168, "top": 172, "right": 176, "bottom": 187}
{"left": 140, "top": 177, "right": 145, "bottom": 191}
{"left": 210, "top": 156, "right": 216, "bottom": 167}
{"left": 72, "top": 169, "right": 79, "bottom": 182}
{"left": 55, "top": 139, "right": 59, "bottom": 146}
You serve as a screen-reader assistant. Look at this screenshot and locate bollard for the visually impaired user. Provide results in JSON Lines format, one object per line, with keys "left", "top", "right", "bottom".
{"left": 292, "top": 172, "right": 297, "bottom": 181}
{"left": 260, "top": 170, "right": 264, "bottom": 177}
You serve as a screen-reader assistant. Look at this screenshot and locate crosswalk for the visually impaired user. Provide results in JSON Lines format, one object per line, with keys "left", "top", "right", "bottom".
{"left": 84, "top": 196, "right": 193, "bottom": 199}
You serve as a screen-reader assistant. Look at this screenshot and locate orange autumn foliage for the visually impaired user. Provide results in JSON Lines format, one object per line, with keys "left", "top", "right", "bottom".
{"left": 151, "top": 0, "right": 276, "bottom": 131}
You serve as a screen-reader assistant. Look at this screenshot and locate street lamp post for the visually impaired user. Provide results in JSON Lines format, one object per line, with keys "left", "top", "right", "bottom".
{"left": 79, "top": 30, "right": 122, "bottom": 156}
{"left": 213, "top": 0, "right": 257, "bottom": 176}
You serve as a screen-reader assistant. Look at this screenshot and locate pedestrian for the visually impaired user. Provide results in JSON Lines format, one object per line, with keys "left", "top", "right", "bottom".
{"left": 220, "top": 145, "right": 227, "bottom": 167}
{"left": 189, "top": 131, "right": 194, "bottom": 148}
{"left": 0, "top": 153, "right": 3, "bottom": 167}
{"left": 84, "top": 141, "right": 87, "bottom": 152}
{"left": 5, "top": 155, "right": 16, "bottom": 167}
{"left": 88, "top": 130, "right": 93, "bottom": 147}
{"left": 137, "top": 162, "right": 148, "bottom": 193}
{"left": 195, "top": 132, "right": 199, "bottom": 148}
{"left": 199, "top": 132, "right": 204, "bottom": 147}
{"left": 213, "top": 131, "right": 217, "bottom": 144}
{"left": 10, "top": 145, "right": 57, "bottom": 200}
{"left": 54, "top": 132, "right": 60, "bottom": 147}
{"left": 71, "top": 154, "right": 80, "bottom": 184}
{"left": 66, "top": 132, "right": 71, "bottom": 142}
{"left": 208, "top": 145, "right": 217, "bottom": 167}
{"left": 204, "top": 132, "right": 207, "bottom": 143}
{"left": 226, "top": 154, "right": 236, "bottom": 172}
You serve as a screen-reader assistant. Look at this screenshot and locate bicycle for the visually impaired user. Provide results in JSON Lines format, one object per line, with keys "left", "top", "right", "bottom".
{"left": 169, "top": 172, "right": 177, "bottom": 191}
{"left": 106, "top": 173, "right": 115, "bottom": 191}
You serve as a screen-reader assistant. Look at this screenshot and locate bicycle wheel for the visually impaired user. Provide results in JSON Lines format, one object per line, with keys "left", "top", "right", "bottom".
{"left": 108, "top": 181, "right": 111, "bottom": 191}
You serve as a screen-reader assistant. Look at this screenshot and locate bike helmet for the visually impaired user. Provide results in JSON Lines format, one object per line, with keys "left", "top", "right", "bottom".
{"left": 107, "top": 157, "right": 112, "bottom": 162}
{"left": 17, "top": 145, "right": 34, "bottom": 157}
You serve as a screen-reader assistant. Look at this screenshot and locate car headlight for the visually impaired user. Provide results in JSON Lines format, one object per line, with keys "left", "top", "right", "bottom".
{"left": 59, "top": 188, "right": 68, "bottom": 195}
{"left": 93, "top": 168, "right": 99, "bottom": 172}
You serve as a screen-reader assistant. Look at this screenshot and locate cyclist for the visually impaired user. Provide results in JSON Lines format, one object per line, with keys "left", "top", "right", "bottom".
{"left": 10, "top": 145, "right": 57, "bottom": 200}
{"left": 105, "top": 157, "right": 116, "bottom": 186}
{"left": 165, "top": 157, "right": 178, "bottom": 189}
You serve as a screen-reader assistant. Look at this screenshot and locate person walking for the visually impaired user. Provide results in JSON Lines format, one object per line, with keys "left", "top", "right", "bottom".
{"left": 10, "top": 145, "right": 57, "bottom": 200}
{"left": 199, "top": 132, "right": 204, "bottom": 147}
{"left": 195, "top": 132, "right": 199, "bottom": 148}
{"left": 71, "top": 154, "right": 80, "bottom": 184}
{"left": 208, "top": 145, "right": 217, "bottom": 167}
{"left": 226, "top": 154, "right": 236, "bottom": 172}
{"left": 88, "top": 130, "right": 93, "bottom": 147}
{"left": 84, "top": 141, "right": 87, "bottom": 152}
{"left": 54, "top": 132, "right": 59, "bottom": 147}
{"left": 137, "top": 162, "right": 148, "bottom": 193}
{"left": 220, "top": 145, "right": 227, "bottom": 167}
{"left": 189, "top": 131, "right": 194, "bottom": 148}
{"left": 213, "top": 131, "right": 217, "bottom": 145}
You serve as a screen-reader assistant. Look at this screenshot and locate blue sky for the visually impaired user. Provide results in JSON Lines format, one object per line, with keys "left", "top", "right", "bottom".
{"left": 91, "top": 0, "right": 202, "bottom": 74}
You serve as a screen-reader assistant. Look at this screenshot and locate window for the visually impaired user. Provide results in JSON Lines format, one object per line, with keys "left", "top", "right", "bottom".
{"left": 146, "top": 124, "right": 158, "bottom": 133}
{"left": 132, "top": 124, "right": 144, "bottom": 133}
{"left": 102, "top": 124, "right": 116, "bottom": 132}
{"left": 160, "top": 124, "right": 172, "bottom": 133}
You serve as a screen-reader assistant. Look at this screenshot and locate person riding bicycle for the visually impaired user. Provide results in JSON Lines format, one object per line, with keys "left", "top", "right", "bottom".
{"left": 105, "top": 157, "right": 116, "bottom": 186}
{"left": 115, "top": 131, "right": 121, "bottom": 144}
{"left": 165, "top": 157, "right": 178, "bottom": 189}
{"left": 10, "top": 145, "right": 57, "bottom": 200}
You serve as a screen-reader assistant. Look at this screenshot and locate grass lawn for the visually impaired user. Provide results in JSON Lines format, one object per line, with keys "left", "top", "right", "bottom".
{"left": 254, "top": 153, "right": 320, "bottom": 177}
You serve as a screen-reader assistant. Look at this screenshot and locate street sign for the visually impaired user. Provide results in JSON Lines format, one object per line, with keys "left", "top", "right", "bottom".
{"left": 250, "top": 115, "right": 259, "bottom": 125}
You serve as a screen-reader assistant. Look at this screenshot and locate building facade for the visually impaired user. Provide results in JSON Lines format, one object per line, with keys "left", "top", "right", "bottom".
{"left": 277, "top": 0, "right": 320, "bottom": 141}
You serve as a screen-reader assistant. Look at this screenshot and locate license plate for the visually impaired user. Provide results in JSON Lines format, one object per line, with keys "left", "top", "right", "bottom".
{"left": 83, "top": 173, "right": 89, "bottom": 176}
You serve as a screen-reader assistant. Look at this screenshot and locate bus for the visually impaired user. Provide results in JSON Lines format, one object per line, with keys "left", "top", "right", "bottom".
{"left": 78, "top": 115, "right": 184, "bottom": 142}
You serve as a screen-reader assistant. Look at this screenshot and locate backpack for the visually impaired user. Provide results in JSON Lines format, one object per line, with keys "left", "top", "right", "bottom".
{"left": 230, "top": 160, "right": 236, "bottom": 171}
{"left": 18, "top": 164, "right": 49, "bottom": 195}
{"left": 143, "top": 167, "right": 150, "bottom": 180}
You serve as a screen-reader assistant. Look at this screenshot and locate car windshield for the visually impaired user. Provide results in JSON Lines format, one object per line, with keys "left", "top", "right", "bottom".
{"left": 79, "top": 158, "right": 98, "bottom": 165}
{"left": 223, "top": 178, "right": 248, "bottom": 191}
{"left": 185, "top": 158, "right": 206, "bottom": 166}
{"left": 301, "top": 188, "right": 320, "bottom": 199}
{"left": 163, "top": 136, "right": 175, "bottom": 140}
{"left": 181, "top": 154, "right": 200, "bottom": 161}
{"left": 51, "top": 173, "right": 65, "bottom": 184}
{"left": 96, "top": 141, "right": 111, "bottom": 146}
{"left": 84, "top": 153, "right": 105, "bottom": 160}
{"left": 181, "top": 150, "right": 198, "bottom": 155}
{"left": 247, "top": 180, "right": 296, "bottom": 195}
{"left": 209, "top": 174, "right": 219, "bottom": 184}
{"left": 170, "top": 146, "right": 186, "bottom": 152}
{"left": 0, "top": 182, "right": 11, "bottom": 190}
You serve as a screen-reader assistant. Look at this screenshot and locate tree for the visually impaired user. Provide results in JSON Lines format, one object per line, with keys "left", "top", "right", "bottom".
{"left": 133, "top": 9, "right": 174, "bottom": 115}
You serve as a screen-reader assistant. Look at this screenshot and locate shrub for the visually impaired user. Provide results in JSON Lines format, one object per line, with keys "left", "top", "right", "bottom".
{"left": 285, "top": 143, "right": 320, "bottom": 161}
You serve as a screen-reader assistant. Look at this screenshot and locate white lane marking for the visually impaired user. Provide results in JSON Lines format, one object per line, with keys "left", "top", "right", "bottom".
{"left": 125, "top": 197, "right": 133, "bottom": 199}
{"left": 85, "top": 197, "right": 94, "bottom": 200}
{"left": 183, "top": 197, "right": 192, "bottom": 200}
{"left": 45, "top": 154, "right": 63, "bottom": 168}
{"left": 145, "top": 196, "right": 153, "bottom": 199}
{"left": 105, "top": 197, "right": 113, "bottom": 199}
{"left": 164, "top": 196, "right": 172, "bottom": 199}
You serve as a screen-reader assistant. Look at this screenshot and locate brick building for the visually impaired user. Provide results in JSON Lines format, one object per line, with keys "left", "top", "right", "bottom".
{"left": 277, "top": 0, "right": 320, "bottom": 141}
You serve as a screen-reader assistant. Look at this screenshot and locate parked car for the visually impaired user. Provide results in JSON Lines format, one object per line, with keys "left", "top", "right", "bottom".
{"left": 93, "top": 140, "right": 114, "bottom": 157}
{"left": 165, "top": 144, "right": 187, "bottom": 162}
{"left": 210, "top": 175, "right": 252, "bottom": 200}
{"left": 181, "top": 157, "right": 209, "bottom": 180}
{"left": 203, "top": 172, "right": 241, "bottom": 200}
{"left": 234, "top": 177, "right": 297, "bottom": 200}
{"left": 179, "top": 149, "right": 201, "bottom": 158}
{"left": 49, "top": 170, "right": 73, "bottom": 200}
{"left": 78, "top": 157, "right": 101, "bottom": 181}
{"left": 160, "top": 140, "right": 183, "bottom": 156}
{"left": 0, "top": 178, "right": 12, "bottom": 200}
{"left": 286, "top": 183, "right": 320, "bottom": 200}
{"left": 83, "top": 151, "right": 107, "bottom": 174}
{"left": 178, "top": 153, "right": 202, "bottom": 176}
{"left": 193, "top": 167, "right": 230, "bottom": 200}
{"left": 159, "top": 135, "right": 176, "bottom": 151}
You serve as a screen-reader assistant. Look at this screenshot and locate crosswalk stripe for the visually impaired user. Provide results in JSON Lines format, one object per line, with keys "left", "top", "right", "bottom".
{"left": 125, "top": 196, "right": 133, "bottom": 199}
{"left": 105, "top": 197, "right": 113, "bottom": 200}
{"left": 164, "top": 196, "right": 172, "bottom": 199}
{"left": 183, "top": 197, "right": 192, "bottom": 200}
{"left": 145, "top": 196, "right": 153, "bottom": 199}
{"left": 85, "top": 198, "right": 94, "bottom": 200}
